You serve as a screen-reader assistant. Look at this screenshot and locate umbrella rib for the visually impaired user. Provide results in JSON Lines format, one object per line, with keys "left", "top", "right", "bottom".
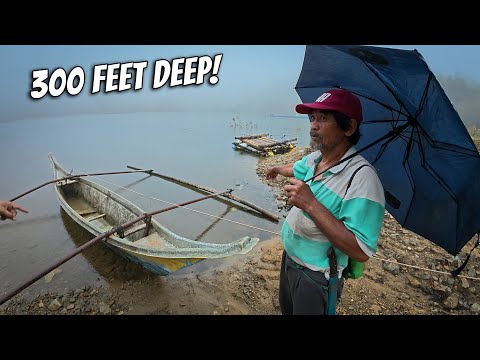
{"left": 414, "top": 74, "right": 479, "bottom": 157}
{"left": 402, "top": 124, "right": 416, "bottom": 166}
{"left": 356, "top": 62, "right": 414, "bottom": 119}
{"left": 372, "top": 132, "right": 398, "bottom": 165}
{"left": 404, "top": 128, "right": 418, "bottom": 190}
{"left": 395, "top": 128, "right": 416, "bottom": 225}
{"left": 348, "top": 90, "right": 411, "bottom": 119}
{"left": 362, "top": 119, "right": 408, "bottom": 125}
{"left": 304, "top": 121, "right": 413, "bottom": 184}
{"left": 397, "top": 132, "right": 419, "bottom": 145}
{"left": 366, "top": 107, "right": 406, "bottom": 127}
{"left": 416, "top": 127, "right": 458, "bottom": 202}
{"left": 422, "top": 161, "right": 458, "bottom": 202}
{"left": 401, "top": 156, "right": 415, "bottom": 228}
{"left": 414, "top": 121, "right": 479, "bottom": 156}
{"left": 430, "top": 141, "right": 479, "bottom": 156}
{"left": 370, "top": 119, "right": 418, "bottom": 166}
{"left": 414, "top": 71, "right": 433, "bottom": 119}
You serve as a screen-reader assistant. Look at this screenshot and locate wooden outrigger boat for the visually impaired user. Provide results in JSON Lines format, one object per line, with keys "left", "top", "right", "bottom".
{"left": 48, "top": 153, "right": 259, "bottom": 276}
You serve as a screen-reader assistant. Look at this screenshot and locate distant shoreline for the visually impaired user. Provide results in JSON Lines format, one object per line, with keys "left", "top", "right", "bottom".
{"left": 269, "top": 114, "right": 305, "bottom": 118}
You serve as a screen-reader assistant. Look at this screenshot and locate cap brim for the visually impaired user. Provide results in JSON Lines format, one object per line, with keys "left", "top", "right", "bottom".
{"left": 295, "top": 102, "right": 339, "bottom": 114}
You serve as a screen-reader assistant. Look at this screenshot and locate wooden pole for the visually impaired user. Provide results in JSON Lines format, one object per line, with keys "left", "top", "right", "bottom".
{"left": 234, "top": 133, "right": 268, "bottom": 140}
{"left": 126, "top": 165, "right": 280, "bottom": 222}
{"left": 10, "top": 169, "right": 153, "bottom": 202}
{"left": 257, "top": 138, "right": 297, "bottom": 149}
{"left": 0, "top": 190, "right": 228, "bottom": 306}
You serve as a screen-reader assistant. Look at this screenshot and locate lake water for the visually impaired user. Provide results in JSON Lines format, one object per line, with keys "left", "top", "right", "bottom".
{"left": 0, "top": 111, "right": 310, "bottom": 301}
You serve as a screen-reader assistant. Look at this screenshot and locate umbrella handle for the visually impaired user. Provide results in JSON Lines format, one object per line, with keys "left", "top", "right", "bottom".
{"left": 327, "top": 277, "right": 338, "bottom": 315}
{"left": 326, "top": 247, "right": 338, "bottom": 315}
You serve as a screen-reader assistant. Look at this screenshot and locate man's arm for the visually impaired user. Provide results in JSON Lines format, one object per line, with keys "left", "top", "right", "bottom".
{"left": 265, "top": 163, "right": 295, "bottom": 180}
{"left": 284, "top": 178, "right": 369, "bottom": 262}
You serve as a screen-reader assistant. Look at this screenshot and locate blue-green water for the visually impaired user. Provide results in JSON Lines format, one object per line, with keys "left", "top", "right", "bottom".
{"left": 0, "top": 111, "right": 309, "bottom": 300}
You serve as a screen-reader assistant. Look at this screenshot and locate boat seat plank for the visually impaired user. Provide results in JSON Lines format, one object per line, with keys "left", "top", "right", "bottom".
{"left": 87, "top": 213, "right": 106, "bottom": 222}
{"left": 57, "top": 179, "right": 79, "bottom": 185}
{"left": 78, "top": 209, "right": 98, "bottom": 216}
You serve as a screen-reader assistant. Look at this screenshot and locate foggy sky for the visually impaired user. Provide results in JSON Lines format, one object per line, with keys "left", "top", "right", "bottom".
{"left": 1, "top": 45, "right": 479, "bottom": 128}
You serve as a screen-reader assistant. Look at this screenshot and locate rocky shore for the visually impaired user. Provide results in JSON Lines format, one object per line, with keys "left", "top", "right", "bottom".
{"left": 2, "top": 146, "right": 480, "bottom": 315}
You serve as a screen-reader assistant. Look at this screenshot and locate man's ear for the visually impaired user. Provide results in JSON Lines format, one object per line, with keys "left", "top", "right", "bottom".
{"left": 345, "top": 118, "right": 358, "bottom": 136}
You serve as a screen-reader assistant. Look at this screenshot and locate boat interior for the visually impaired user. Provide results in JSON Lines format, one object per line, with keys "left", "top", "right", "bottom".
{"left": 57, "top": 180, "right": 152, "bottom": 243}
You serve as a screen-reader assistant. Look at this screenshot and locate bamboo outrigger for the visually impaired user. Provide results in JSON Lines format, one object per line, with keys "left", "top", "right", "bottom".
{"left": 126, "top": 165, "right": 280, "bottom": 222}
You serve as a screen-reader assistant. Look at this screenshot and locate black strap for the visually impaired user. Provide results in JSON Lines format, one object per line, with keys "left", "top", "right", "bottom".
{"left": 451, "top": 233, "right": 480, "bottom": 277}
{"left": 345, "top": 164, "right": 370, "bottom": 197}
{"left": 113, "top": 225, "right": 125, "bottom": 239}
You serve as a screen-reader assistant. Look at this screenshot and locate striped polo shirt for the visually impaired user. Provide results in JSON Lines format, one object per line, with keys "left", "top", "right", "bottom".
{"left": 281, "top": 146, "right": 385, "bottom": 277}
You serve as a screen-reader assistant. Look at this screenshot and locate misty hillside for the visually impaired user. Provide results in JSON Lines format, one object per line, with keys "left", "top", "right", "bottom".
{"left": 438, "top": 75, "right": 480, "bottom": 133}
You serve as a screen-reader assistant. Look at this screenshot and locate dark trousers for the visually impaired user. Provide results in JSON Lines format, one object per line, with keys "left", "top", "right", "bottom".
{"left": 279, "top": 250, "right": 344, "bottom": 315}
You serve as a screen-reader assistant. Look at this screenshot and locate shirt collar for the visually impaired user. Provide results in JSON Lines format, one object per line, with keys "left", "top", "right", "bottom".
{"left": 314, "top": 146, "right": 358, "bottom": 175}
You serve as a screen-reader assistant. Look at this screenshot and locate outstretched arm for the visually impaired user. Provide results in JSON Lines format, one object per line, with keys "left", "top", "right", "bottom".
{"left": 265, "top": 163, "right": 295, "bottom": 180}
{"left": 0, "top": 200, "right": 29, "bottom": 221}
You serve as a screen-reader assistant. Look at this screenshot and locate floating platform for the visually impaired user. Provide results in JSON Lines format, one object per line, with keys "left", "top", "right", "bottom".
{"left": 233, "top": 133, "right": 297, "bottom": 156}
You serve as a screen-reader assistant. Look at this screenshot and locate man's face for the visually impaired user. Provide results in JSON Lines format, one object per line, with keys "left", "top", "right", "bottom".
{"left": 309, "top": 110, "right": 344, "bottom": 152}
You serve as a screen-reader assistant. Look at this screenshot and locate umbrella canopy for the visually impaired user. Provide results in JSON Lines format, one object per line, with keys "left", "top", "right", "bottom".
{"left": 295, "top": 45, "right": 480, "bottom": 256}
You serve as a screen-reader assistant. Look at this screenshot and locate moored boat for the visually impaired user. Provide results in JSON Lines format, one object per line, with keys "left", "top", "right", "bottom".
{"left": 48, "top": 153, "right": 259, "bottom": 276}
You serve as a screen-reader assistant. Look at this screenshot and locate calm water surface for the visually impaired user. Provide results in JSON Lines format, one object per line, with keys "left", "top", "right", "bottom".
{"left": 0, "top": 111, "right": 309, "bottom": 300}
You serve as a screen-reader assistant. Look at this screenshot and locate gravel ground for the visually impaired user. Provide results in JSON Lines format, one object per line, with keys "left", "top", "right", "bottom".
{"left": 2, "top": 145, "right": 480, "bottom": 315}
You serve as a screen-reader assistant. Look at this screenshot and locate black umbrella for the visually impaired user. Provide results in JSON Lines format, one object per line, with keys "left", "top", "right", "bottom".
{"left": 295, "top": 45, "right": 480, "bottom": 257}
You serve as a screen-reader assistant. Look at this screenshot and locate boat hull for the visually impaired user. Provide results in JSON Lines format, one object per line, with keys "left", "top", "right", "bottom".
{"left": 48, "top": 153, "right": 259, "bottom": 276}
{"left": 106, "top": 244, "right": 204, "bottom": 276}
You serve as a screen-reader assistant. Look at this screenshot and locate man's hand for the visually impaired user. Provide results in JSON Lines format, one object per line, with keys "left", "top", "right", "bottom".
{"left": 0, "top": 200, "right": 29, "bottom": 221}
{"left": 265, "top": 167, "right": 281, "bottom": 180}
{"left": 284, "top": 178, "right": 316, "bottom": 211}
{"left": 265, "top": 164, "right": 294, "bottom": 180}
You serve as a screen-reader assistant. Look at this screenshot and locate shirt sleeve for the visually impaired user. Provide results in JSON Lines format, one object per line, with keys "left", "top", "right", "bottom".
{"left": 292, "top": 156, "right": 309, "bottom": 181}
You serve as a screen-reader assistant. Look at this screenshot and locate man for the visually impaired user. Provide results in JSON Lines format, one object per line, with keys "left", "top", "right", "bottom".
{"left": 0, "top": 200, "right": 29, "bottom": 221}
{"left": 266, "top": 89, "right": 385, "bottom": 315}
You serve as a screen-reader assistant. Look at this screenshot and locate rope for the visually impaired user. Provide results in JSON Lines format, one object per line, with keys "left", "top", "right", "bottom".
{"left": 371, "top": 255, "right": 480, "bottom": 281}
{"left": 90, "top": 175, "right": 480, "bottom": 282}
{"left": 90, "top": 175, "right": 279, "bottom": 235}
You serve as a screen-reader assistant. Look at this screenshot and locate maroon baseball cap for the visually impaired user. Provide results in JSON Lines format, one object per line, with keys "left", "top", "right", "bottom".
{"left": 295, "top": 89, "right": 363, "bottom": 124}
